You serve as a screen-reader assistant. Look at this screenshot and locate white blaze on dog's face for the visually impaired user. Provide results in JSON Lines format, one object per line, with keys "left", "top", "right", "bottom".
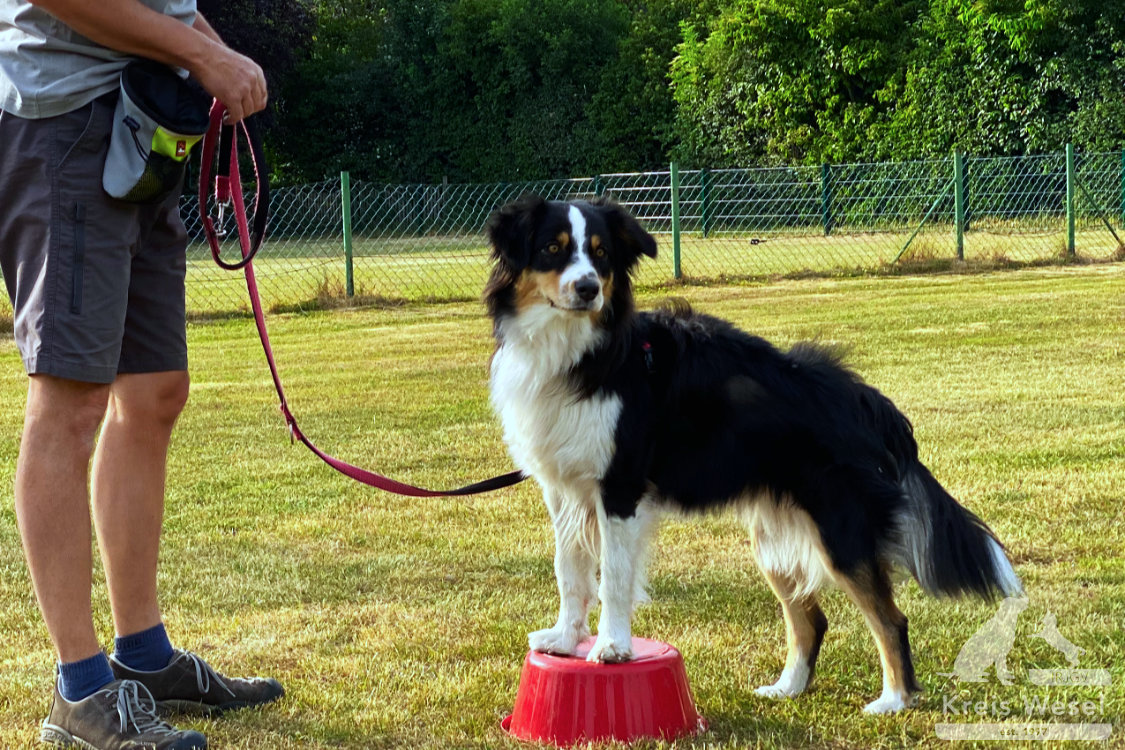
{"left": 555, "top": 205, "right": 604, "bottom": 311}
{"left": 514, "top": 203, "right": 613, "bottom": 316}
{"left": 485, "top": 196, "right": 658, "bottom": 328}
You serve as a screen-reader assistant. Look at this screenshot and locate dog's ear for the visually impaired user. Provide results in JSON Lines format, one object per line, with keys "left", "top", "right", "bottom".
{"left": 487, "top": 194, "right": 547, "bottom": 270}
{"left": 591, "top": 197, "right": 657, "bottom": 262}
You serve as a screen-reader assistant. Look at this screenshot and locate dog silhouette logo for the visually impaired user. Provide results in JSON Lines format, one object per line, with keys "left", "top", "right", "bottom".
{"left": 940, "top": 596, "right": 1028, "bottom": 684}
{"left": 1031, "top": 611, "right": 1085, "bottom": 668}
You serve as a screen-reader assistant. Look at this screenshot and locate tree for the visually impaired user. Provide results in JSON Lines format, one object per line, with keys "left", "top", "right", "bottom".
{"left": 275, "top": 0, "right": 648, "bottom": 182}
{"left": 196, "top": 0, "right": 316, "bottom": 182}
{"left": 671, "top": 0, "right": 1125, "bottom": 166}
{"left": 670, "top": 0, "right": 927, "bottom": 166}
{"left": 588, "top": 0, "right": 708, "bottom": 172}
{"left": 887, "top": 0, "right": 1125, "bottom": 155}
{"left": 195, "top": 0, "right": 315, "bottom": 125}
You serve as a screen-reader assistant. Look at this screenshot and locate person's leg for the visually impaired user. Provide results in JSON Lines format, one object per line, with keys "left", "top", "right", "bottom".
{"left": 3, "top": 97, "right": 207, "bottom": 748}
{"left": 14, "top": 375, "right": 111, "bottom": 664}
{"left": 92, "top": 370, "right": 190, "bottom": 641}
{"left": 96, "top": 172, "right": 190, "bottom": 667}
{"left": 97, "top": 358, "right": 286, "bottom": 717}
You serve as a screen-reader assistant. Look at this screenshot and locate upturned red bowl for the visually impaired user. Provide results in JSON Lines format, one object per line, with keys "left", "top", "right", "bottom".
{"left": 501, "top": 637, "right": 706, "bottom": 746}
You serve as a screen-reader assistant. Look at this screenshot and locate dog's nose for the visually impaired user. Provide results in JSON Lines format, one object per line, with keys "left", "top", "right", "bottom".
{"left": 575, "top": 277, "right": 600, "bottom": 302}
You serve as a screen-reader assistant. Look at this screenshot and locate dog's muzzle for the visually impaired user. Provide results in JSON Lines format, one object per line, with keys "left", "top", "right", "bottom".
{"left": 557, "top": 273, "right": 602, "bottom": 311}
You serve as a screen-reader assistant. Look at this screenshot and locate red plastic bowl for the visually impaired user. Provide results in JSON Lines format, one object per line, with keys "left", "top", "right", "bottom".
{"left": 502, "top": 637, "right": 706, "bottom": 746}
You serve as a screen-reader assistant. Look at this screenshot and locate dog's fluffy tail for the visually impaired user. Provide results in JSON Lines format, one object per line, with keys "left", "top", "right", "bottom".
{"left": 894, "top": 462, "right": 1023, "bottom": 600}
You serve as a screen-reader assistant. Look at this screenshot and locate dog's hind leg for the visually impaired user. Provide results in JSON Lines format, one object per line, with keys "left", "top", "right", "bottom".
{"left": 755, "top": 569, "right": 828, "bottom": 699}
{"left": 834, "top": 563, "right": 922, "bottom": 714}
{"left": 529, "top": 486, "right": 598, "bottom": 656}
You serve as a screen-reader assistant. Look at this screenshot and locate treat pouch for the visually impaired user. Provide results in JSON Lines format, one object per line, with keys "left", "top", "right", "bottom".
{"left": 103, "top": 61, "right": 212, "bottom": 202}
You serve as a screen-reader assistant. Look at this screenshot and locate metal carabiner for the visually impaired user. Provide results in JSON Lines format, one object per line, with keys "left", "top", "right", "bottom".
{"left": 213, "top": 200, "right": 230, "bottom": 239}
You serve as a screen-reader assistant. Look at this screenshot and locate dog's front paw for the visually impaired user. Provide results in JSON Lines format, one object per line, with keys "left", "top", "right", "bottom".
{"left": 863, "top": 690, "right": 914, "bottom": 714}
{"left": 586, "top": 634, "right": 633, "bottom": 663}
{"left": 529, "top": 625, "right": 587, "bottom": 656}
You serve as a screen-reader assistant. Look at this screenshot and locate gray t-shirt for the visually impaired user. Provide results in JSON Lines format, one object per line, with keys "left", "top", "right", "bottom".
{"left": 0, "top": 0, "right": 196, "bottom": 118}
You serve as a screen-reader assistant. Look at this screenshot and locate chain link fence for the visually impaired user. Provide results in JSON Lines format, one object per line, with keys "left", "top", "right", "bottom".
{"left": 3, "top": 149, "right": 1122, "bottom": 319}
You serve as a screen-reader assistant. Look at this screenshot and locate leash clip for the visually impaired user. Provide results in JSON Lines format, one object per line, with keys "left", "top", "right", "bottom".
{"left": 213, "top": 201, "right": 230, "bottom": 238}
{"left": 213, "top": 175, "right": 233, "bottom": 238}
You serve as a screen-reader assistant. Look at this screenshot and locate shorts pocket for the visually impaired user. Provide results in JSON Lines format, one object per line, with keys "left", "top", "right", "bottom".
{"left": 70, "top": 202, "right": 87, "bottom": 314}
{"left": 55, "top": 100, "right": 103, "bottom": 170}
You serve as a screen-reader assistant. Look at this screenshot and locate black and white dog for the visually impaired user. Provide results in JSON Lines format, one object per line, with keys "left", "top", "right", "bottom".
{"left": 484, "top": 196, "right": 1022, "bottom": 714}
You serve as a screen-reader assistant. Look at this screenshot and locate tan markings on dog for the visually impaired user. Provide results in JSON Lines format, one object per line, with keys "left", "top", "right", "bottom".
{"left": 514, "top": 270, "right": 545, "bottom": 311}
{"left": 833, "top": 564, "right": 921, "bottom": 700}
{"left": 514, "top": 268, "right": 564, "bottom": 312}
{"left": 758, "top": 566, "right": 828, "bottom": 679}
{"left": 590, "top": 234, "right": 602, "bottom": 251}
{"left": 556, "top": 231, "right": 570, "bottom": 249}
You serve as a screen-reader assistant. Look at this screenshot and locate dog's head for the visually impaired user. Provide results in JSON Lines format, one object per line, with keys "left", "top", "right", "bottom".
{"left": 484, "top": 195, "right": 657, "bottom": 322}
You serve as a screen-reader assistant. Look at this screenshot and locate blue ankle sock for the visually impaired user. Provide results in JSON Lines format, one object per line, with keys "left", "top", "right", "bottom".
{"left": 112, "top": 623, "right": 174, "bottom": 672}
{"left": 58, "top": 652, "right": 115, "bottom": 702}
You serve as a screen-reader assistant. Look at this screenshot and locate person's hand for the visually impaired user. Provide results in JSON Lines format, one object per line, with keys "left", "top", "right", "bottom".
{"left": 190, "top": 43, "right": 268, "bottom": 123}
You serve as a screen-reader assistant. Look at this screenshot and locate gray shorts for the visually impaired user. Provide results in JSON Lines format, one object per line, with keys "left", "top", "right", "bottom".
{"left": 0, "top": 94, "right": 188, "bottom": 384}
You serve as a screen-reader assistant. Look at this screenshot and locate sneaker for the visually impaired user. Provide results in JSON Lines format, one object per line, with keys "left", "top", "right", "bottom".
{"left": 110, "top": 649, "right": 284, "bottom": 716}
{"left": 40, "top": 679, "right": 206, "bottom": 749}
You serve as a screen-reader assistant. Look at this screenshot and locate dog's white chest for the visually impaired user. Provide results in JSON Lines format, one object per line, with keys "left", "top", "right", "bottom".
{"left": 490, "top": 340, "right": 621, "bottom": 485}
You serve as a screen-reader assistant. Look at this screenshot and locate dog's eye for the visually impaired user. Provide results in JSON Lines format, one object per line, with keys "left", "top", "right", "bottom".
{"left": 544, "top": 243, "right": 561, "bottom": 255}
{"left": 594, "top": 248, "right": 606, "bottom": 258}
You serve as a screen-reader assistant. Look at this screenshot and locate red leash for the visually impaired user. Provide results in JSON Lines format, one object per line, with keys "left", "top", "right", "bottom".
{"left": 198, "top": 101, "right": 525, "bottom": 496}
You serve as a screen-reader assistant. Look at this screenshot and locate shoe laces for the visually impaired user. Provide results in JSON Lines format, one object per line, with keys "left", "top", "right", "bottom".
{"left": 110, "top": 681, "right": 179, "bottom": 737}
{"left": 178, "top": 651, "right": 237, "bottom": 698}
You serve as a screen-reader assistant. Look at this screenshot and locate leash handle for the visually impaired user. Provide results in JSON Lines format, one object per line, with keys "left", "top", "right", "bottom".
{"left": 199, "top": 102, "right": 268, "bottom": 271}
{"left": 199, "top": 101, "right": 525, "bottom": 497}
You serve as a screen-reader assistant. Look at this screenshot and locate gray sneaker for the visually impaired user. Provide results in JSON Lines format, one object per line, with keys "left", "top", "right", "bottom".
{"left": 40, "top": 679, "right": 206, "bottom": 749}
{"left": 110, "top": 650, "right": 284, "bottom": 716}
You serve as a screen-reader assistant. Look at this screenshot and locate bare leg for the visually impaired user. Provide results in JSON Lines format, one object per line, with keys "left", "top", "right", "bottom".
{"left": 755, "top": 567, "right": 828, "bottom": 698}
{"left": 15, "top": 375, "right": 110, "bottom": 663}
{"left": 835, "top": 563, "right": 921, "bottom": 714}
{"left": 529, "top": 487, "right": 598, "bottom": 655}
{"left": 91, "top": 371, "right": 189, "bottom": 638}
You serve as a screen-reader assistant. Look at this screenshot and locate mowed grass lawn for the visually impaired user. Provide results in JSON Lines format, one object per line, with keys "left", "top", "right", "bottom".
{"left": 1, "top": 265, "right": 1123, "bottom": 748}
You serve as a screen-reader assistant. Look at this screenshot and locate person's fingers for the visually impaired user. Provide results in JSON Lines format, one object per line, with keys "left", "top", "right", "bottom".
{"left": 253, "top": 67, "right": 268, "bottom": 114}
{"left": 191, "top": 45, "right": 268, "bottom": 121}
{"left": 238, "top": 64, "right": 268, "bottom": 118}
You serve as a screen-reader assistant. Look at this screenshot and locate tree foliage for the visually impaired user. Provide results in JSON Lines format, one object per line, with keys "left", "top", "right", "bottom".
{"left": 671, "top": 0, "right": 1125, "bottom": 167}
{"left": 881, "top": 0, "right": 1125, "bottom": 157}
{"left": 270, "top": 0, "right": 696, "bottom": 183}
{"left": 196, "top": 0, "right": 315, "bottom": 127}
{"left": 234, "top": 0, "right": 1125, "bottom": 182}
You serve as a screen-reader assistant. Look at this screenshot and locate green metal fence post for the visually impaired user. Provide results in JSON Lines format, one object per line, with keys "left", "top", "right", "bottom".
{"left": 700, "top": 167, "right": 711, "bottom": 238}
{"left": 341, "top": 171, "right": 354, "bottom": 297}
{"left": 594, "top": 175, "right": 605, "bottom": 197}
{"left": 1120, "top": 149, "right": 1125, "bottom": 226}
{"left": 1066, "top": 143, "right": 1075, "bottom": 257}
{"left": 670, "top": 162, "right": 682, "bottom": 279}
{"left": 953, "top": 151, "right": 965, "bottom": 261}
{"left": 821, "top": 163, "right": 834, "bottom": 236}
